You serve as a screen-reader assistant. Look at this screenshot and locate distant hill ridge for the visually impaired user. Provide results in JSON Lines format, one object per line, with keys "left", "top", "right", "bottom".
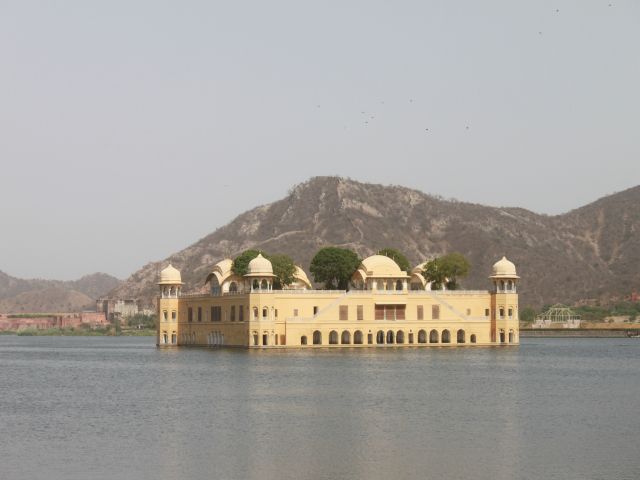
{"left": 0, "top": 271, "right": 121, "bottom": 313}
{"left": 105, "top": 176, "right": 639, "bottom": 308}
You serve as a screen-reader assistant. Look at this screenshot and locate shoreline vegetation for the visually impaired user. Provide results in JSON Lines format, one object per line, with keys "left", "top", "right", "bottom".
{"left": 0, "top": 326, "right": 156, "bottom": 336}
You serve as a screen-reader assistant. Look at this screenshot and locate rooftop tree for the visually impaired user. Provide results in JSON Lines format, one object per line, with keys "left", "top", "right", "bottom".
{"left": 422, "top": 252, "right": 470, "bottom": 290}
{"left": 310, "top": 247, "right": 361, "bottom": 290}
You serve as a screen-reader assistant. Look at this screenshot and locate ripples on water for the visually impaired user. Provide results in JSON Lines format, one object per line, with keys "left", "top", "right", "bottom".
{"left": 0, "top": 337, "right": 639, "bottom": 480}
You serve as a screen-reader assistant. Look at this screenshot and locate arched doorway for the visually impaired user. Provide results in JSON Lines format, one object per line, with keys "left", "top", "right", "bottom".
{"left": 313, "top": 330, "right": 322, "bottom": 345}
{"left": 396, "top": 331, "right": 405, "bottom": 344}
{"left": 429, "top": 329, "right": 439, "bottom": 343}
{"left": 408, "top": 332, "right": 414, "bottom": 344}
{"left": 509, "top": 330, "right": 515, "bottom": 343}
{"left": 442, "top": 330, "right": 451, "bottom": 343}
{"left": 386, "top": 330, "right": 394, "bottom": 344}
{"left": 457, "top": 329, "right": 465, "bottom": 343}
{"left": 376, "top": 330, "right": 385, "bottom": 344}
{"left": 329, "top": 330, "right": 338, "bottom": 345}
{"left": 341, "top": 330, "right": 351, "bottom": 344}
{"left": 470, "top": 334, "right": 477, "bottom": 344}
{"left": 418, "top": 330, "right": 427, "bottom": 344}
{"left": 301, "top": 335, "right": 308, "bottom": 345}
{"left": 354, "top": 331, "right": 363, "bottom": 344}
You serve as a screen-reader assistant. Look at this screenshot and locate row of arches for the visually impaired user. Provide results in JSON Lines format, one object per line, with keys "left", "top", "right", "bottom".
{"left": 302, "top": 329, "right": 477, "bottom": 346}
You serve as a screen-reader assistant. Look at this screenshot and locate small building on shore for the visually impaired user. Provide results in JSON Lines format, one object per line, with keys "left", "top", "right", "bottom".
{"left": 532, "top": 305, "right": 581, "bottom": 329}
{"left": 157, "top": 254, "right": 520, "bottom": 348}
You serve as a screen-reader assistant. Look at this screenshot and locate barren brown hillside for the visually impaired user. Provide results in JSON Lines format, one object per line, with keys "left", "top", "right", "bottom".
{"left": 108, "top": 177, "right": 640, "bottom": 308}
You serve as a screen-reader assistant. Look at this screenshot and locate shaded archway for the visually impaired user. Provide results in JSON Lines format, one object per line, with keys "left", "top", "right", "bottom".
{"left": 457, "top": 329, "right": 465, "bottom": 343}
{"left": 396, "top": 280, "right": 403, "bottom": 290}
{"left": 341, "top": 330, "right": 351, "bottom": 344}
{"left": 386, "top": 330, "right": 394, "bottom": 344}
{"left": 418, "top": 329, "right": 427, "bottom": 344}
{"left": 301, "top": 335, "right": 308, "bottom": 345}
{"left": 429, "top": 329, "right": 439, "bottom": 343}
{"left": 354, "top": 330, "right": 363, "bottom": 344}
{"left": 229, "top": 282, "right": 237, "bottom": 293}
{"left": 396, "top": 331, "right": 405, "bottom": 344}
{"left": 376, "top": 330, "right": 385, "bottom": 344}
{"left": 329, "top": 330, "right": 338, "bottom": 345}
{"left": 470, "top": 334, "right": 477, "bottom": 344}
{"left": 313, "top": 330, "right": 322, "bottom": 345}
{"left": 442, "top": 329, "right": 451, "bottom": 343}
{"left": 509, "top": 330, "right": 515, "bottom": 343}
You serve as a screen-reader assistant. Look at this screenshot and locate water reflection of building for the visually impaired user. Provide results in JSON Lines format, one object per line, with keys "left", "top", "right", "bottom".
{"left": 157, "top": 255, "right": 520, "bottom": 348}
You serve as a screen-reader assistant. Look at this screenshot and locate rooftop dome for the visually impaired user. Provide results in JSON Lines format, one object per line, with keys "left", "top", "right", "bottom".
{"left": 159, "top": 264, "right": 183, "bottom": 284}
{"left": 245, "top": 253, "right": 275, "bottom": 277}
{"left": 205, "top": 258, "right": 234, "bottom": 285}
{"left": 360, "top": 254, "right": 406, "bottom": 277}
{"left": 490, "top": 256, "right": 519, "bottom": 278}
{"left": 293, "top": 265, "right": 313, "bottom": 288}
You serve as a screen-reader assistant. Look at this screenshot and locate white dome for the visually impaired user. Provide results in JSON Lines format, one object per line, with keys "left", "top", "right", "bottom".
{"left": 360, "top": 255, "right": 405, "bottom": 277}
{"left": 159, "top": 264, "right": 183, "bottom": 284}
{"left": 245, "top": 253, "right": 275, "bottom": 277}
{"left": 490, "top": 256, "right": 519, "bottom": 278}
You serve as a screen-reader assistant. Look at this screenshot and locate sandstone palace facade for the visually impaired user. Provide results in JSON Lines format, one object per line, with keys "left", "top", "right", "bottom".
{"left": 157, "top": 254, "right": 519, "bottom": 348}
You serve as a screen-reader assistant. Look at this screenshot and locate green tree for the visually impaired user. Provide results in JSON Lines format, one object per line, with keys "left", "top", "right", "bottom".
{"left": 377, "top": 247, "right": 411, "bottom": 272}
{"left": 310, "top": 247, "right": 361, "bottom": 290}
{"left": 520, "top": 307, "right": 537, "bottom": 323}
{"left": 423, "top": 252, "right": 471, "bottom": 290}
{"left": 232, "top": 249, "right": 261, "bottom": 276}
{"left": 268, "top": 254, "right": 297, "bottom": 289}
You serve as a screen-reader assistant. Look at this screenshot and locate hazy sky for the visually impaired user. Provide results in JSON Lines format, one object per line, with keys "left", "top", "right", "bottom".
{"left": 1, "top": 1, "right": 638, "bottom": 280}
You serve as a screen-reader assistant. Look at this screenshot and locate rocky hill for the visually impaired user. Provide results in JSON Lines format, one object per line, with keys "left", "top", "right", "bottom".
{"left": 109, "top": 176, "right": 640, "bottom": 308}
{"left": 0, "top": 272, "right": 122, "bottom": 313}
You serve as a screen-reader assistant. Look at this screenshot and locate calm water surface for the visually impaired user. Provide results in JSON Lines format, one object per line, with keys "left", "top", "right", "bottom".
{"left": 0, "top": 336, "right": 639, "bottom": 480}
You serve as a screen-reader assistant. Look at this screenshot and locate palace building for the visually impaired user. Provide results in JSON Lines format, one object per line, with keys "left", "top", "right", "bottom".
{"left": 157, "top": 254, "right": 520, "bottom": 348}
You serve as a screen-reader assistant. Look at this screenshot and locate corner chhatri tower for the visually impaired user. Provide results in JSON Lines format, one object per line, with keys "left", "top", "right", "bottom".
{"left": 157, "top": 255, "right": 520, "bottom": 348}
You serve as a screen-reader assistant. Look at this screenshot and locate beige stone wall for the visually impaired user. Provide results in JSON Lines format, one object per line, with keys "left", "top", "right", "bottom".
{"left": 158, "top": 289, "right": 520, "bottom": 348}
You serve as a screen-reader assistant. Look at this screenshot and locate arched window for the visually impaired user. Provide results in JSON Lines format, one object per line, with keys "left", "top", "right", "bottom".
{"left": 396, "top": 331, "right": 405, "bottom": 344}
{"left": 313, "top": 330, "right": 322, "bottom": 345}
{"left": 262, "top": 307, "right": 268, "bottom": 319}
{"left": 253, "top": 279, "right": 259, "bottom": 290}
{"left": 396, "top": 280, "right": 403, "bottom": 291}
{"left": 354, "top": 331, "right": 363, "bottom": 344}
{"left": 253, "top": 307, "right": 258, "bottom": 321}
{"left": 509, "top": 330, "right": 515, "bottom": 343}
{"left": 210, "top": 277, "right": 221, "bottom": 296}
{"left": 329, "top": 330, "right": 338, "bottom": 345}
{"left": 457, "top": 329, "right": 465, "bottom": 343}
{"left": 442, "top": 329, "right": 451, "bottom": 343}
{"left": 470, "top": 334, "right": 477, "bottom": 343}
{"left": 229, "top": 282, "right": 237, "bottom": 293}
{"left": 429, "top": 329, "right": 439, "bottom": 343}
{"left": 500, "top": 280, "right": 505, "bottom": 291}
{"left": 500, "top": 329, "right": 506, "bottom": 343}
{"left": 341, "top": 330, "right": 351, "bottom": 344}
{"left": 261, "top": 279, "right": 268, "bottom": 290}
{"left": 386, "top": 330, "right": 394, "bottom": 344}
{"left": 418, "top": 330, "right": 427, "bottom": 344}
{"left": 301, "top": 335, "right": 308, "bottom": 345}
{"left": 376, "top": 330, "right": 385, "bottom": 344}
{"left": 507, "top": 280, "right": 512, "bottom": 291}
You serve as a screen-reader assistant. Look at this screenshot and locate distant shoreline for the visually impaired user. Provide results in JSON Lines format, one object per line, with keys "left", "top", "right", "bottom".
{"left": 0, "top": 328, "right": 156, "bottom": 337}
{"left": 521, "top": 328, "right": 640, "bottom": 338}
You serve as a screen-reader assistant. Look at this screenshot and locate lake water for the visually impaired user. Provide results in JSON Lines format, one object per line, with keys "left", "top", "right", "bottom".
{"left": 1, "top": 336, "right": 639, "bottom": 480}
